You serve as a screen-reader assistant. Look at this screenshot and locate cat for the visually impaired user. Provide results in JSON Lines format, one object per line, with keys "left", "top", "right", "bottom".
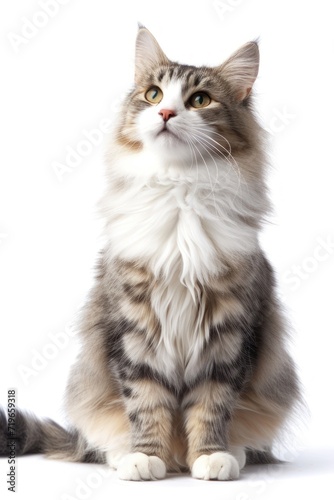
{"left": 0, "top": 26, "right": 300, "bottom": 481}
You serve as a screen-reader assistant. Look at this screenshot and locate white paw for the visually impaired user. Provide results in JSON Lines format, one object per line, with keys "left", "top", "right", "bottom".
{"left": 117, "top": 452, "right": 166, "bottom": 481}
{"left": 192, "top": 452, "right": 240, "bottom": 480}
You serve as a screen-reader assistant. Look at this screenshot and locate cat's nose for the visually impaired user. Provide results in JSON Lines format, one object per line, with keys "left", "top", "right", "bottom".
{"left": 159, "top": 109, "right": 176, "bottom": 122}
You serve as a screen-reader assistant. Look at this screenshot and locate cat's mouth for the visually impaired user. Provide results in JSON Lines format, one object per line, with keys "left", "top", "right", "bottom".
{"left": 156, "top": 124, "right": 182, "bottom": 142}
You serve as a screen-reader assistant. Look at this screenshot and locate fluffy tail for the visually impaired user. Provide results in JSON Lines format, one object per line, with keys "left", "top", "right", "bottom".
{"left": 0, "top": 408, "right": 104, "bottom": 463}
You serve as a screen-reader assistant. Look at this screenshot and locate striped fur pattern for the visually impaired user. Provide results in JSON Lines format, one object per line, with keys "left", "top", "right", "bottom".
{"left": 0, "top": 28, "right": 300, "bottom": 480}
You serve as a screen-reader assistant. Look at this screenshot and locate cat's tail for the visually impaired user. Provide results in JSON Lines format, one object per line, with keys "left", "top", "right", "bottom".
{"left": 0, "top": 407, "right": 104, "bottom": 463}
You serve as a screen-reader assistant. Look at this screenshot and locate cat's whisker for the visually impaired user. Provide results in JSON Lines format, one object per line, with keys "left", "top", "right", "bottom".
{"left": 190, "top": 128, "right": 239, "bottom": 168}
{"left": 191, "top": 125, "right": 233, "bottom": 151}
{"left": 185, "top": 133, "right": 220, "bottom": 183}
{"left": 189, "top": 133, "right": 233, "bottom": 168}
{"left": 191, "top": 126, "right": 231, "bottom": 147}
{"left": 189, "top": 127, "right": 244, "bottom": 196}
{"left": 186, "top": 131, "right": 241, "bottom": 201}
{"left": 185, "top": 137, "right": 198, "bottom": 171}
{"left": 182, "top": 135, "right": 197, "bottom": 172}
{"left": 184, "top": 133, "right": 221, "bottom": 214}
{"left": 191, "top": 126, "right": 238, "bottom": 167}
{"left": 190, "top": 127, "right": 239, "bottom": 177}
{"left": 184, "top": 136, "right": 201, "bottom": 193}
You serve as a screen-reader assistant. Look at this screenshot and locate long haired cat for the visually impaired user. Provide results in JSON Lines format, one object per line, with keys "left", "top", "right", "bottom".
{"left": 0, "top": 27, "right": 300, "bottom": 481}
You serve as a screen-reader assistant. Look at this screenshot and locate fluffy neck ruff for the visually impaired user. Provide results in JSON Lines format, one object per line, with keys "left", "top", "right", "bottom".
{"left": 102, "top": 145, "right": 266, "bottom": 271}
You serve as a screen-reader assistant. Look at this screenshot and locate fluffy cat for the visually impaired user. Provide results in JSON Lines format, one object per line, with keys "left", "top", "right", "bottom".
{"left": 0, "top": 27, "right": 300, "bottom": 481}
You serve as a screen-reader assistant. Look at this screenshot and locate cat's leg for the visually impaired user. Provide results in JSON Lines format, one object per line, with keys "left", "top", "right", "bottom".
{"left": 183, "top": 380, "right": 240, "bottom": 481}
{"left": 116, "top": 379, "right": 177, "bottom": 481}
{"left": 229, "top": 445, "right": 246, "bottom": 469}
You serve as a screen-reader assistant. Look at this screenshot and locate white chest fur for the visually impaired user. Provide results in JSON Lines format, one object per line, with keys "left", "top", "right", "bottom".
{"left": 102, "top": 156, "right": 259, "bottom": 371}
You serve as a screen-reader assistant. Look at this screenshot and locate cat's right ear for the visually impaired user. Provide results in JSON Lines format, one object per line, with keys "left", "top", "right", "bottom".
{"left": 135, "top": 27, "right": 169, "bottom": 84}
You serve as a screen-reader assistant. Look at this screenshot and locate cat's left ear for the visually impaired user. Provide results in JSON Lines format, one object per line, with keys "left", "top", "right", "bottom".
{"left": 219, "top": 41, "right": 259, "bottom": 102}
{"left": 135, "top": 26, "right": 169, "bottom": 84}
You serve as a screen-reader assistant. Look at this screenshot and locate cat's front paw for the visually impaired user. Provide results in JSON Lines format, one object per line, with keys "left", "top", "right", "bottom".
{"left": 117, "top": 452, "right": 166, "bottom": 481}
{"left": 192, "top": 452, "right": 239, "bottom": 480}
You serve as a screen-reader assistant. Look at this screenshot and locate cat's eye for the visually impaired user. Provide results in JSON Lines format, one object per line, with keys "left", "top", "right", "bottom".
{"left": 145, "top": 86, "right": 163, "bottom": 104}
{"left": 189, "top": 92, "right": 211, "bottom": 109}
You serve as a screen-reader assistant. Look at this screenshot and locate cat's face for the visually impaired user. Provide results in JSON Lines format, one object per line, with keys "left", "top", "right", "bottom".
{"left": 116, "top": 28, "right": 260, "bottom": 167}
{"left": 134, "top": 66, "right": 243, "bottom": 164}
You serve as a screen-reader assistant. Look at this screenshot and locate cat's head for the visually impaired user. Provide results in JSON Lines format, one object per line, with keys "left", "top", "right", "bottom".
{"left": 115, "top": 27, "right": 262, "bottom": 168}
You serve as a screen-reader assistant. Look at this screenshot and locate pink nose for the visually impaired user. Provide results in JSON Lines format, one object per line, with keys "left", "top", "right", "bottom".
{"left": 159, "top": 109, "right": 176, "bottom": 122}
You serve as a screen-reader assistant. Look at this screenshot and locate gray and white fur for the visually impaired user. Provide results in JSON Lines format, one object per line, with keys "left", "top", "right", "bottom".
{"left": 0, "top": 27, "right": 300, "bottom": 481}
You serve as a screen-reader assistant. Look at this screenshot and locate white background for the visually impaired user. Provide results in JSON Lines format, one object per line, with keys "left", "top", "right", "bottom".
{"left": 1, "top": 0, "right": 334, "bottom": 498}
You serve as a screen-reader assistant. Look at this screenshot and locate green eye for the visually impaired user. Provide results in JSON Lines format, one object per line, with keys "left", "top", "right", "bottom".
{"left": 145, "top": 86, "right": 163, "bottom": 104}
{"left": 189, "top": 92, "right": 211, "bottom": 109}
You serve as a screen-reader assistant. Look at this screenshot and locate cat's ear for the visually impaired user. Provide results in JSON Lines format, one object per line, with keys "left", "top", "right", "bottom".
{"left": 219, "top": 41, "right": 259, "bottom": 102}
{"left": 135, "top": 26, "right": 169, "bottom": 84}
